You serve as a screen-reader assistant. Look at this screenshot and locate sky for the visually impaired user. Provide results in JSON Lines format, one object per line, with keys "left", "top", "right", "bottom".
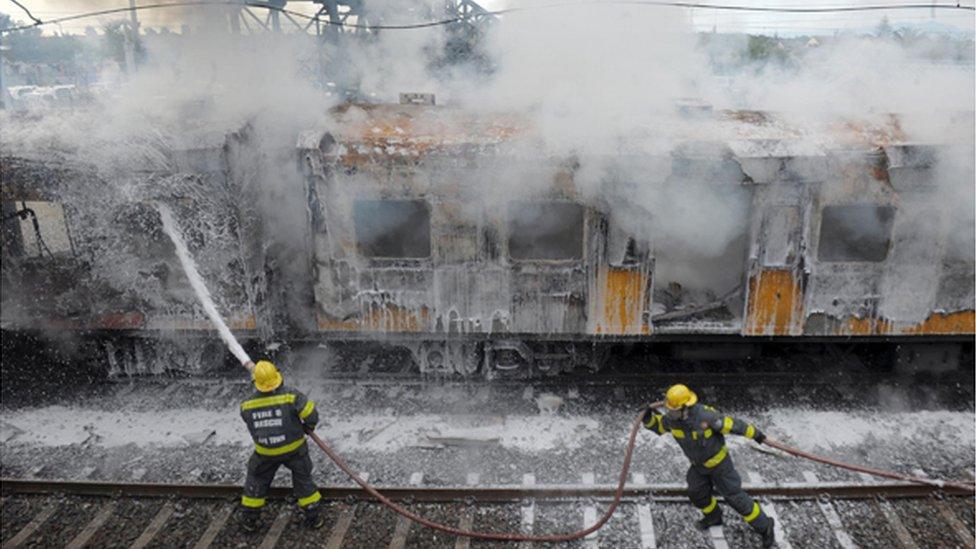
{"left": 0, "top": 0, "right": 974, "bottom": 36}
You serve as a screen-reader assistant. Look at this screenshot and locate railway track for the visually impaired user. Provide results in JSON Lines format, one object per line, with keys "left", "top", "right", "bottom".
{"left": 2, "top": 478, "right": 974, "bottom": 548}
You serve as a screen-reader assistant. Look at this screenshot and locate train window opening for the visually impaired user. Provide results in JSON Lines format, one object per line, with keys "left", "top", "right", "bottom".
{"left": 762, "top": 207, "right": 800, "bottom": 267}
{"left": 2, "top": 200, "right": 74, "bottom": 258}
{"left": 508, "top": 201, "right": 584, "bottom": 261}
{"left": 818, "top": 204, "right": 895, "bottom": 262}
{"left": 353, "top": 199, "right": 431, "bottom": 259}
{"left": 945, "top": 206, "right": 975, "bottom": 267}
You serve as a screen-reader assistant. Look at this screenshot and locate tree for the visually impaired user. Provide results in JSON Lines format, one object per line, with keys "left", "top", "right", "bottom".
{"left": 0, "top": 14, "right": 84, "bottom": 65}
{"left": 101, "top": 20, "right": 145, "bottom": 68}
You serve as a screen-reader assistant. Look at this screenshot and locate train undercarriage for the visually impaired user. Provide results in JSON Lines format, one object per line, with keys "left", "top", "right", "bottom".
{"left": 3, "top": 328, "right": 972, "bottom": 383}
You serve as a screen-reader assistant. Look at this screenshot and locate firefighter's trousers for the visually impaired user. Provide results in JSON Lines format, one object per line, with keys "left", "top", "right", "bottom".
{"left": 686, "top": 453, "right": 771, "bottom": 531}
{"left": 240, "top": 443, "right": 321, "bottom": 511}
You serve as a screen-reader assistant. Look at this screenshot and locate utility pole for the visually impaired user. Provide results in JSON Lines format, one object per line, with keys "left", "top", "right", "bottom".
{"left": 0, "top": 34, "right": 6, "bottom": 109}
{"left": 123, "top": 0, "right": 140, "bottom": 74}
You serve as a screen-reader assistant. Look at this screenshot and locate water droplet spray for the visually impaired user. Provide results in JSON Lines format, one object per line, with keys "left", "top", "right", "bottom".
{"left": 156, "top": 203, "right": 253, "bottom": 371}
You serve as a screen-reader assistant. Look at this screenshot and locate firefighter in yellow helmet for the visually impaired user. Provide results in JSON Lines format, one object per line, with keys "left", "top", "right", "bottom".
{"left": 643, "top": 384, "right": 775, "bottom": 548}
{"left": 239, "top": 360, "right": 323, "bottom": 533}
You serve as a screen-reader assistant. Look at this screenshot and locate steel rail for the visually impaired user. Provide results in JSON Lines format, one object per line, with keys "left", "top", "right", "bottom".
{"left": 3, "top": 477, "right": 973, "bottom": 501}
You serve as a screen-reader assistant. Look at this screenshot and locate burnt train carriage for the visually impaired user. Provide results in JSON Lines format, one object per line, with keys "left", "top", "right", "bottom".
{"left": 1, "top": 140, "right": 261, "bottom": 375}
{"left": 2, "top": 101, "right": 974, "bottom": 377}
{"left": 298, "top": 103, "right": 975, "bottom": 375}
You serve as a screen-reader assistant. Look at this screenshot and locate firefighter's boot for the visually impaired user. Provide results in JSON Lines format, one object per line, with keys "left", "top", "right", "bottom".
{"left": 697, "top": 508, "right": 723, "bottom": 530}
{"left": 303, "top": 504, "right": 325, "bottom": 529}
{"left": 240, "top": 509, "right": 261, "bottom": 533}
{"left": 760, "top": 517, "right": 776, "bottom": 548}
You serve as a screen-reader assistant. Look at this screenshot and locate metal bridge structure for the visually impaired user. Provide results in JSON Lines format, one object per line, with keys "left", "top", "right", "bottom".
{"left": 219, "top": 0, "right": 494, "bottom": 37}
{"left": 208, "top": 0, "right": 495, "bottom": 92}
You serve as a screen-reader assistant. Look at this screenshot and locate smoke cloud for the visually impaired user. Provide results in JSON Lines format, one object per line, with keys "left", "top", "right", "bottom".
{"left": 1, "top": 0, "right": 973, "bottom": 330}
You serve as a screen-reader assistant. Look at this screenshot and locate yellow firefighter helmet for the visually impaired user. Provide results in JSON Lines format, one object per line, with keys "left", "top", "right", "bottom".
{"left": 253, "top": 360, "right": 283, "bottom": 393}
{"left": 665, "top": 384, "right": 698, "bottom": 410}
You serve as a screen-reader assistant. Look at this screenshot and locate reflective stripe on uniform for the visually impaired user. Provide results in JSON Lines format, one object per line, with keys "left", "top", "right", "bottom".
{"left": 703, "top": 429, "right": 713, "bottom": 438}
{"left": 745, "top": 425, "right": 756, "bottom": 439}
{"left": 255, "top": 437, "right": 306, "bottom": 456}
{"left": 701, "top": 497, "right": 718, "bottom": 515}
{"left": 299, "top": 400, "right": 315, "bottom": 420}
{"left": 242, "top": 393, "right": 296, "bottom": 411}
{"left": 242, "top": 495, "right": 266, "bottom": 508}
{"left": 721, "top": 417, "right": 734, "bottom": 434}
{"left": 655, "top": 418, "right": 665, "bottom": 434}
{"left": 671, "top": 429, "right": 685, "bottom": 439}
{"left": 744, "top": 502, "right": 762, "bottom": 523}
{"left": 703, "top": 445, "right": 728, "bottom": 468}
{"left": 298, "top": 491, "right": 322, "bottom": 507}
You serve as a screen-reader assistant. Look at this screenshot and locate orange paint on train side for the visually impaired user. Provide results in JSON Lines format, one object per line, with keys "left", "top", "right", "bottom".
{"left": 595, "top": 267, "right": 649, "bottom": 335}
{"left": 902, "top": 311, "right": 975, "bottom": 335}
{"left": 745, "top": 269, "right": 803, "bottom": 336}
{"left": 842, "top": 316, "right": 892, "bottom": 335}
{"left": 317, "top": 305, "right": 429, "bottom": 333}
{"left": 316, "top": 315, "right": 361, "bottom": 332}
{"left": 229, "top": 315, "right": 257, "bottom": 330}
{"left": 833, "top": 311, "right": 972, "bottom": 336}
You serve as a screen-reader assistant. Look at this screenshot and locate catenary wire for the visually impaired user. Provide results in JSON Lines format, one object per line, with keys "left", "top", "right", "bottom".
{"left": 2, "top": 0, "right": 974, "bottom": 34}
{"left": 5, "top": 0, "right": 41, "bottom": 24}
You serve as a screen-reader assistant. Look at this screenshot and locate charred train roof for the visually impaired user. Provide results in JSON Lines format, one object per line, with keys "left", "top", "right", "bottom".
{"left": 299, "top": 103, "right": 975, "bottom": 177}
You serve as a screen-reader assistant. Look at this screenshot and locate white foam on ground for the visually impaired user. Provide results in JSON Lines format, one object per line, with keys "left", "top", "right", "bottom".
{"left": 765, "top": 409, "right": 975, "bottom": 450}
{"left": 630, "top": 409, "right": 975, "bottom": 458}
{"left": 0, "top": 406, "right": 601, "bottom": 453}
{"left": 2, "top": 406, "right": 973, "bottom": 456}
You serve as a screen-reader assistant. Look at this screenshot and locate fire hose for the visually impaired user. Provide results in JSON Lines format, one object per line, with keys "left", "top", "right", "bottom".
{"left": 305, "top": 404, "right": 656, "bottom": 542}
{"left": 305, "top": 403, "right": 975, "bottom": 542}
{"left": 761, "top": 438, "right": 976, "bottom": 493}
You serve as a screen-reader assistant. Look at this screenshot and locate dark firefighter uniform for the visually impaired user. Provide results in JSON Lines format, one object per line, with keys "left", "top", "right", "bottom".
{"left": 643, "top": 384, "right": 775, "bottom": 548}
{"left": 239, "top": 360, "right": 323, "bottom": 531}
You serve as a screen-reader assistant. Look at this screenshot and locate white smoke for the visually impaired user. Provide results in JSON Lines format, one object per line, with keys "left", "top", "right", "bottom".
{"left": 1, "top": 0, "right": 973, "bottom": 320}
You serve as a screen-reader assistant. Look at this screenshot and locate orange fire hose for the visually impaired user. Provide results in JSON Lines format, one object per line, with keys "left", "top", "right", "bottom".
{"left": 306, "top": 402, "right": 975, "bottom": 541}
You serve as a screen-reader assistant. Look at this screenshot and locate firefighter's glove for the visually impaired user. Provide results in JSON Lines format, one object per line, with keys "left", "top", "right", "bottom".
{"left": 304, "top": 424, "right": 317, "bottom": 433}
{"left": 641, "top": 408, "right": 656, "bottom": 425}
{"left": 754, "top": 432, "right": 766, "bottom": 444}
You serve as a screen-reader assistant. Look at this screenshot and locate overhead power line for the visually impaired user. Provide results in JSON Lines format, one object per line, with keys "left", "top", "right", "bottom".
{"left": 6, "top": 0, "right": 41, "bottom": 25}
{"left": 2, "top": 0, "right": 974, "bottom": 34}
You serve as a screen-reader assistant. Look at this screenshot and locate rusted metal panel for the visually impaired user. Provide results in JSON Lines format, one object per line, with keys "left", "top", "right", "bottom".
{"left": 92, "top": 312, "right": 146, "bottom": 330}
{"left": 594, "top": 266, "right": 650, "bottom": 335}
{"left": 841, "top": 315, "right": 891, "bottom": 335}
{"left": 360, "top": 302, "right": 429, "bottom": 332}
{"left": 143, "top": 315, "right": 256, "bottom": 331}
{"left": 745, "top": 270, "right": 804, "bottom": 336}
{"left": 803, "top": 310, "right": 975, "bottom": 336}
{"left": 901, "top": 311, "right": 976, "bottom": 334}
{"left": 324, "top": 104, "right": 528, "bottom": 168}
